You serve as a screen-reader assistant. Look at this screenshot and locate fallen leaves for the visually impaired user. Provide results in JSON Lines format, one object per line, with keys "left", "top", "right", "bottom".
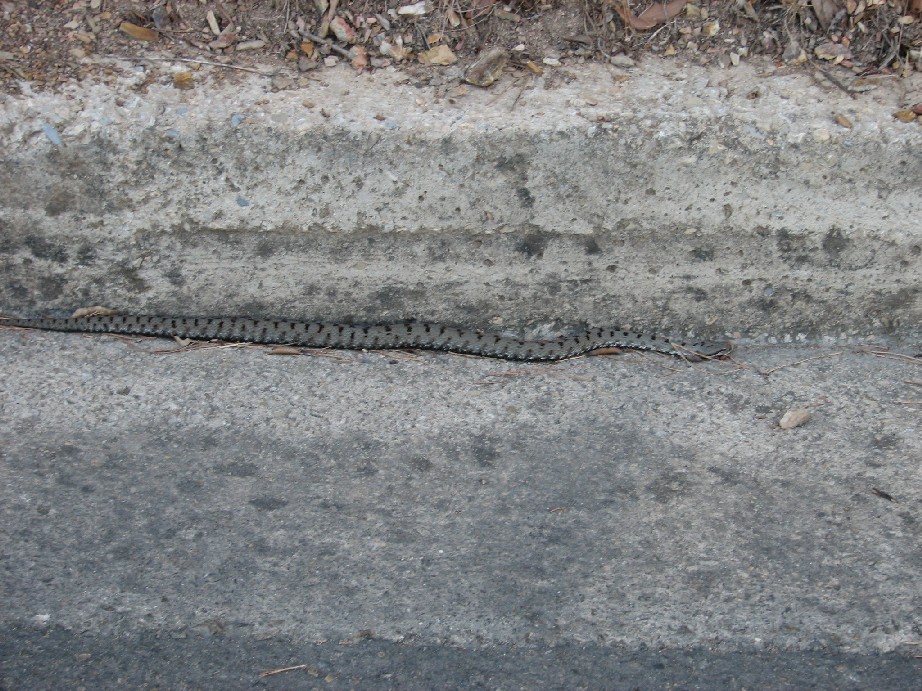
{"left": 173, "top": 71, "right": 195, "bottom": 90}
{"left": 779, "top": 408, "right": 812, "bottom": 430}
{"left": 463, "top": 47, "right": 507, "bottom": 86}
{"left": 418, "top": 44, "right": 457, "bottom": 66}
{"left": 815, "top": 41, "right": 853, "bottom": 62}
{"left": 397, "top": 1, "right": 432, "bottom": 16}
{"left": 71, "top": 306, "right": 119, "bottom": 318}
{"left": 379, "top": 39, "right": 410, "bottom": 61}
{"left": 119, "top": 21, "right": 158, "bottom": 42}
{"left": 329, "top": 16, "right": 356, "bottom": 43}
{"left": 892, "top": 108, "right": 921, "bottom": 122}
{"left": 351, "top": 45, "right": 369, "bottom": 71}
{"left": 609, "top": 0, "right": 688, "bottom": 30}
{"left": 812, "top": 0, "right": 841, "bottom": 29}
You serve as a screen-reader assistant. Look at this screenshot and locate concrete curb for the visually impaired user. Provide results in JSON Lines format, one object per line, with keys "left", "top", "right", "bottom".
{"left": 1, "top": 58, "right": 920, "bottom": 342}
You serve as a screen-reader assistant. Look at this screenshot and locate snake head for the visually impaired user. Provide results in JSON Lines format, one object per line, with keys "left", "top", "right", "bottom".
{"left": 687, "top": 340, "right": 734, "bottom": 360}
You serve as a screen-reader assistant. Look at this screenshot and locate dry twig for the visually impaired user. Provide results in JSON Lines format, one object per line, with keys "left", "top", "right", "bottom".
{"left": 866, "top": 350, "right": 922, "bottom": 365}
{"left": 757, "top": 352, "right": 844, "bottom": 376}
{"left": 260, "top": 663, "right": 311, "bottom": 677}
{"left": 133, "top": 55, "right": 275, "bottom": 76}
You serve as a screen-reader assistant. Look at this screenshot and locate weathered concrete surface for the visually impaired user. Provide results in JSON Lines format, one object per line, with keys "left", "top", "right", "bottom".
{"left": 2, "top": 330, "right": 921, "bottom": 685}
{"left": 1, "top": 59, "right": 921, "bottom": 341}
{"left": 2, "top": 56, "right": 921, "bottom": 685}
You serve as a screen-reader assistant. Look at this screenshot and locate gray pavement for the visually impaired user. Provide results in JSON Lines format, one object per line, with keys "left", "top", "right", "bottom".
{"left": 2, "top": 52, "right": 921, "bottom": 688}
{"left": 2, "top": 329, "right": 920, "bottom": 687}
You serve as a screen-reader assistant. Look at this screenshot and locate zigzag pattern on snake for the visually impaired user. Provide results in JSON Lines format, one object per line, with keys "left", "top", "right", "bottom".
{"left": 2, "top": 314, "right": 732, "bottom": 361}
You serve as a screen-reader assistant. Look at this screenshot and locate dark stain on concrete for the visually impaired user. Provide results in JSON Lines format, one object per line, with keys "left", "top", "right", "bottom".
{"left": 409, "top": 456, "right": 434, "bottom": 473}
{"left": 215, "top": 462, "right": 260, "bottom": 478}
{"left": 471, "top": 437, "right": 500, "bottom": 468}
{"left": 249, "top": 496, "right": 289, "bottom": 512}
{"left": 516, "top": 187, "right": 535, "bottom": 208}
{"left": 823, "top": 227, "right": 851, "bottom": 256}
{"left": 691, "top": 246, "right": 714, "bottom": 262}
{"left": 776, "top": 228, "right": 812, "bottom": 267}
{"left": 584, "top": 237, "right": 602, "bottom": 255}
{"left": 494, "top": 153, "right": 528, "bottom": 174}
{"left": 24, "top": 235, "right": 68, "bottom": 263}
{"left": 44, "top": 189, "right": 76, "bottom": 217}
{"left": 75, "top": 244, "right": 97, "bottom": 265}
{"left": 517, "top": 232, "right": 549, "bottom": 259}
{"left": 646, "top": 470, "right": 694, "bottom": 504}
{"left": 117, "top": 267, "right": 149, "bottom": 294}
{"left": 162, "top": 267, "right": 186, "bottom": 287}
{"left": 37, "top": 274, "right": 67, "bottom": 300}
{"left": 255, "top": 238, "right": 278, "bottom": 259}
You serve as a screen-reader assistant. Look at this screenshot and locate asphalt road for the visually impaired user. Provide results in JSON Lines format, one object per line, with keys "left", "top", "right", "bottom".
{"left": 2, "top": 329, "right": 920, "bottom": 688}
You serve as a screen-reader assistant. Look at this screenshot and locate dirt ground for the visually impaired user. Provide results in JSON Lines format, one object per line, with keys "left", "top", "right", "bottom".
{"left": 1, "top": 0, "right": 921, "bottom": 95}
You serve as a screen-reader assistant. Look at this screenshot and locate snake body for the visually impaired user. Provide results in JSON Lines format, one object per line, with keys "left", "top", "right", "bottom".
{"left": 3, "top": 314, "right": 731, "bottom": 361}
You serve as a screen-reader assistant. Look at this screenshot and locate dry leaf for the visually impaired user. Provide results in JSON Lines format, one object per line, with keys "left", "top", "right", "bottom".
{"left": 236, "top": 40, "right": 266, "bottom": 52}
{"left": 812, "top": 0, "right": 841, "bottom": 28}
{"left": 397, "top": 1, "right": 432, "bottom": 15}
{"left": 833, "top": 113, "right": 853, "bottom": 128}
{"left": 330, "top": 16, "right": 356, "bottom": 43}
{"left": 779, "top": 408, "right": 812, "bottom": 429}
{"left": 464, "top": 46, "right": 507, "bottom": 86}
{"left": 380, "top": 39, "right": 409, "bottom": 61}
{"left": 206, "top": 10, "right": 221, "bottom": 35}
{"left": 611, "top": 0, "right": 688, "bottom": 30}
{"left": 815, "top": 41, "right": 852, "bottom": 61}
{"left": 71, "top": 306, "right": 119, "bottom": 318}
{"left": 173, "top": 71, "right": 194, "bottom": 90}
{"left": 351, "top": 45, "right": 369, "bottom": 71}
{"left": 494, "top": 8, "right": 521, "bottom": 21}
{"left": 119, "top": 21, "right": 159, "bottom": 42}
{"left": 269, "top": 346, "right": 302, "bottom": 355}
{"left": 208, "top": 33, "right": 238, "bottom": 51}
{"left": 419, "top": 44, "right": 457, "bottom": 66}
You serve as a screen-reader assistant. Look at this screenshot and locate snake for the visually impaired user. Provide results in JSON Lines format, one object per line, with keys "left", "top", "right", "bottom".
{"left": 2, "top": 313, "right": 732, "bottom": 362}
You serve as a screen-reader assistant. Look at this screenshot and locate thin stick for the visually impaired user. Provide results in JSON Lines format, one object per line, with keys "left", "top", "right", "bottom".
{"left": 509, "top": 82, "right": 528, "bottom": 112}
{"left": 818, "top": 69, "right": 857, "bottom": 99}
{"left": 302, "top": 31, "right": 353, "bottom": 58}
{"left": 260, "top": 664, "right": 311, "bottom": 677}
{"left": 758, "top": 352, "right": 843, "bottom": 376}
{"left": 132, "top": 56, "right": 276, "bottom": 76}
{"left": 713, "top": 355, "right": 753, "bottom": 373}
{"left": 867, "top": 351, "right": 922, "bottom": 365}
